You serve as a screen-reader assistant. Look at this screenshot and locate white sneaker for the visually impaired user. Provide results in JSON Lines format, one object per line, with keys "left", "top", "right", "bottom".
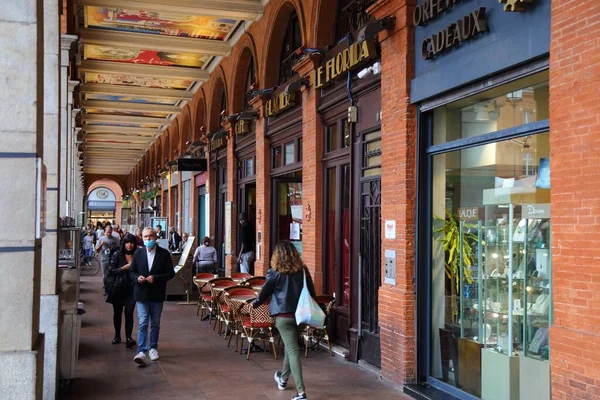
{"left": 133, "top": 352, "right": 147, "bottom": 365}
{"left": 149, "top": 348, "right": 159, "bottom": 361}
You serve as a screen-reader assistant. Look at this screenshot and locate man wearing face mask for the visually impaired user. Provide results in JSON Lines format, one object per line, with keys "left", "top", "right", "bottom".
{"left": 192, "top": 236, "right": 218, "bottom": 274}
{"left": 130, "top": 227, "right": 175, "bottom": 365}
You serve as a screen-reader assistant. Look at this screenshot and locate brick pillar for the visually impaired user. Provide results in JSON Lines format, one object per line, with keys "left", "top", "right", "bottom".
{"left": 549, "top": 2, "right": 600, "bottom": 398}
{"left": 223, "top": 122, "right": 238, "bottom": 276}
{"left": 250, "top": 96, "right": 270, "bottom": 276}
{"left": 294, "top": 56, "right": 324, "bottom": 293}
{"left": 370, "top": 0, "right": 417, "bottom": 385}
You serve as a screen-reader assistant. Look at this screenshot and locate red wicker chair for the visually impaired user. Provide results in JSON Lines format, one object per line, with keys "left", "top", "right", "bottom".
{"left": 244, "top": 276, "right": 266, "bottom": 292}
{"left": 240, "top": 298, "right": 277, "bottom": 360}
{"left": 230, "top": 272, "right": 253, "bottom": 282}
{"left": 193, "top": 273, "right": 216, "bottom": 318}
{"left": 224, "top": 286, "right": 257, "bottom": 351}
{"left": 211, "top": 278, "right": 236, "bottom": 333}
{"left": 301, "top": 295, "right": 335, "bottom": 357}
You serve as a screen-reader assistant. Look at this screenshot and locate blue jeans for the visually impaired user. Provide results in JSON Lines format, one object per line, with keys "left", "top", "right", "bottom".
{"left": 136, "top": 301, "right": 164, "bottom": 353}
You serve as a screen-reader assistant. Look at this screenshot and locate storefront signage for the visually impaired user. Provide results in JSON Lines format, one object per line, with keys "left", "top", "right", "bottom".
{"left": 177, "top": 158, "right": 207, "bottom": 172}
{"left": 234, "top": 119, "right": 250, "bottom": 136}
{"left": 413, "top": 0, "right": 467, "bottom": 26}
{"left": 265, "top": 91, "right": 295, "bottom": 117}
{"left": 314, "top": 39, "right": 377, "bottom": 89}
{"left": 523, "top": 203, "right": 550, "bottom": 219}
{"left": 458, "top": 207, "right": 479, "bottom": 221}
{"left": 420, "top": 7, "right": 488, "bottom": 60}
{"left": 210, "top": 133, "right": 227, "bottom": 151}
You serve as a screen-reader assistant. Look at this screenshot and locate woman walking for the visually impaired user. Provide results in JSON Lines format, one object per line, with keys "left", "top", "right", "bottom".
{"left": 252, "top": 241, "right": 316, "bottom": 400}
{"left": 106, "top": 233, "right": 137, "bottom": 348}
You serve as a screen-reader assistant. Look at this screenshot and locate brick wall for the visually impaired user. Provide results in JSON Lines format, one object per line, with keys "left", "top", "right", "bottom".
{"left": 550, "top": 1, "right": 600, "bottom": 399}
{"left": 370, "top": 0, "right": 417, "bottom": 385}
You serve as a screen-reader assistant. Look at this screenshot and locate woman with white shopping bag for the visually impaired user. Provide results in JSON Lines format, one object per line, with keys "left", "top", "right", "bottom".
{"left": 252, "top": 241, "right": 320, "bottom": 400}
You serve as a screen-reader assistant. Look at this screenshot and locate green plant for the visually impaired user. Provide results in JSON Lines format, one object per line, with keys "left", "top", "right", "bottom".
{"left": 433, "top": 211, "right": 478, "bottom": 292}
{"left": 141, "top": 187, "right": 159, "bottom": 201}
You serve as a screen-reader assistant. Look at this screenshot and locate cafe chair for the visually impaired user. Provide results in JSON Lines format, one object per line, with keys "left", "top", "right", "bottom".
{"left": 230, "top": 272, "right": 253, "bottom": 282}
{"left": 224, "top": 286, "right": 257, "bottom": 352}
{"left": 211, "top": 278, "right": 236, "bottom": 333}
{"left": 244, "top": 276, "right": 266, "bottom": 292}
{"left": 240, "top": 298, "right": 277, "bottom": 360}
{"left": 193, "top": 273, "right": 216, "bottom": 318}
{"left": 301, "top": 295, "right": 335, "bottom": 358}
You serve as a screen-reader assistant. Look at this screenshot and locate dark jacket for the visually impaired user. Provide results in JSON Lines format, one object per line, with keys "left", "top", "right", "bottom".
{"left": 253, "top": 267, "right": 316, "bottom": 316}
{"left": 106, "top": 251, "right": 134, "bottom": 305}
{"left": 130, "top": 246, "right": 175, "bottom": 303}
{"left": 168, "top": 231, "right": 182, "bottom": 251}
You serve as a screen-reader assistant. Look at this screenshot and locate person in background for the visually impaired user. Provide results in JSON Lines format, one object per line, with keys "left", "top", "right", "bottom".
{"left": 95, "top": 225, "right": 121, "bottom": 294}
{"left": 95, "top": 222, "right": 105, "bottom": 242}
{"left": 134, "top": 227, "right": 144, "bottom": 248}
{"left": 237, "top": 212, "right": 255, "bottom": 274}
{"left": 168, "top": 226, "right": 182, "bottom": 251}
{"left": 252, "top": 241, "right": 316, "bottom": 400}
{"left": 131, "top": 227, "right": 175, "bottom": 365}
{"left": 106, "top": 233, "right": 137, "bottom": 348}
{"left": 179, "top": 232, "right": 189, "bottom": 251}
{"left": 155, "top": 224, "right": 166, "bottom": 239}
{"left": 82, "top": 230, "right": 95, "bottom": 263}
{"left": 114, "top": 224, "right": 124, "bottom": 238}
{"left": 192, "top": 236, "right": 217, "bottom": 274}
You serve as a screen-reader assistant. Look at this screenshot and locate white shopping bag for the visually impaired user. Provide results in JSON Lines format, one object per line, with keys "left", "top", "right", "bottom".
{"left": 295, "top": 269, "right": 326, "bottom": 327}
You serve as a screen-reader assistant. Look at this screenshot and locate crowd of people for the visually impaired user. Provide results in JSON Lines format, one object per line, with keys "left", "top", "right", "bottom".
{"left": 79, "top": 218, "right": 311, "bottom": 400}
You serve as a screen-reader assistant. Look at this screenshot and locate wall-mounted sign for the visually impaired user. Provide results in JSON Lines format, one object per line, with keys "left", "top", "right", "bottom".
{"left": 458, "top": 207, "right": 479, "bottom": 221}
{"left": 420, "top": 6, "right": 488, "bottom": 60}
{"left": 210, "top": 133, "right": 227, "bottom": 151}
{"left": 265, "top": 91, "right": 295, "bottom": 117}
{"left": 314, "top": 39, "right": 377, "bottom": 89}
{"left": 177, "top": 158, "right": 207, "bottom": 172}
{"left": 523, "top": 203, "right": 550, "bottom": 219}
{"left": 234, "top": 119, "right": 250, "bottom": 136}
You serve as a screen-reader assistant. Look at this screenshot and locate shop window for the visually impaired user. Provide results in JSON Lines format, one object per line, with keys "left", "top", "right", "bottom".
{"left": 327, "top": 123, "right": 339, "bottom": 152}
{"left": 238, "top": 156, "right": 255, "bottom": 179}
{"left": 334, "top": 0, "right": 376, "bottom": 43}
{"left": 326, "top": 119, "right": 350, "bottom": 153}
{"left": 424, "top": 74, "right": 551, "bottom": 399}
{"left": 284, "top": 142, "right": 295, "bottom": 165}
{"left": 432, "top": 77, "right": 549, "bottom": 146}
{"left": 342, "top": 119, "right": 350, "bottom": 148}
{"left": 298, "top": 138, "right": 303, "bottom": 161}
{"left": 272, "top": 147, "right": 282, "bottom": 169}
{"left": 362, "top": 131, "right": 381, "bottom": 177}
{"left": 278, "top": 11, "right": 302, "bottom": 85}
{"left": 243, "top": 57, "right": 256, "bottom": 111}
{"left": 246, "top": 157, "right": 254, "bottom": 177}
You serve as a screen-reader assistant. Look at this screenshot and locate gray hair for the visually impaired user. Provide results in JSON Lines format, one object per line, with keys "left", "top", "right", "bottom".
{"left": 142, "top": 227, "right": 156, "bottom": 237}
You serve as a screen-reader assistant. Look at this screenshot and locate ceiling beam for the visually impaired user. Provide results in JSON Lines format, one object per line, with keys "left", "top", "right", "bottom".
{"left": 80, "top": 29, "right": 231, "bottom": 56}
{"left": 79, "top": 60, "right": 209, "bottom": 81}
{"left": 80, "top": 83, "right": 194, "bottom": 100}
{"left": 83, "top": 125, "right": 161, "bottom": 135}
{"left": 83, "top": 113, "right": 169, "bottom": 125}
{"left": 82, "top": 100, "right": 182, "bottom": 114}
{"left": 74, "top": 0, "right": 264, "bottom": 21}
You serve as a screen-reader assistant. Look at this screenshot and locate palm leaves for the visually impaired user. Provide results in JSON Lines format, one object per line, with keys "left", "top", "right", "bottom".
{"left": 433, "top": 211, "right": 478, "bottom": 292}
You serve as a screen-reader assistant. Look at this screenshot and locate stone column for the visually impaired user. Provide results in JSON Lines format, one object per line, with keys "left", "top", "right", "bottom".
{"left": 293, "top": 56, "right": 324, "bottom": 292}
{"left": 369, "top": 0, "right": 417, "bottom": 385}
{"left": 249, "top": 96, "right": 270, "bottom": 276}
{"left": 0, "top": 1, "right": 45, "bottom": 399}
{"left": 222, "top": 121, "right": 237, "bottom": 275}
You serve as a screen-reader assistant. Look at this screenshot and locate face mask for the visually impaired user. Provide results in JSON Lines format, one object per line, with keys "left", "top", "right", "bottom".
{"left": 144, "top": 239, "right": 156, "bottom": 249}
{"left": 204, "top": 242, "right": 210, "bottom": 246}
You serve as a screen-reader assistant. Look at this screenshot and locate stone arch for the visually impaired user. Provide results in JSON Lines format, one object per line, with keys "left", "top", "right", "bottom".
{"left": 162, "top": 131, "right": 170, "bottom": 165}
{"left": 261, "top": 0, "right": 307, "bottom": 88}
{"left": 169, "top": 119, "right": 180, "bottom": 159}
{"left": 207, "top": 70, "right": 228, "bottom": 132}
{"left": 312, "top": 0, "right": 338, "bottom": 48}
{"left": 85, "top": 176, "right": 127, "bottom": 196}
{"left": 231, "top": 39, "right": 259, "bottom": 113}
{"left": 193, "top": 93, "right": 206, "bottom": 141}
{"left": 180, "top": 105, "right": 192, "bottom": 150}
{"left": 156, "top": 136, "right": 163, "bottom": 171}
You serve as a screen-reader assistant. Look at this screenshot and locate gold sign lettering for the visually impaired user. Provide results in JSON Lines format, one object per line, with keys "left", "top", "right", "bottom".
{"left": 210, "top": 135, "right": 226, "bottom": 151}
{"left": 421, "top": 7, "right": 487, "bottom": 60}
{"left": 314, "top": 39, "right": 376, "bottom": 89}
{"left": 234, "top": 120, "right": 250, "bottom": 136}
{"left": 265, "top": 91, "right": 296, "bottom": 117}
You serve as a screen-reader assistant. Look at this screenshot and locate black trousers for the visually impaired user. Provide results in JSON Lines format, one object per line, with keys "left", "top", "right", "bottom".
{"left": 113, "top": 301, "right": 135, "bottom": 339}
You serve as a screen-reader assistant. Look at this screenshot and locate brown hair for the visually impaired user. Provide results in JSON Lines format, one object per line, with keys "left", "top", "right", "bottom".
{"left": 271, "top": 241, "right": 304, "bottom": 274}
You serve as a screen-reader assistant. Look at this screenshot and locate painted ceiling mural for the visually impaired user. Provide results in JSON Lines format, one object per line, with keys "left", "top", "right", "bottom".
{"left": 76, "top": 2, "right": 258, "bottom": 176}
{"left": 85, "top": 7, "right": 238, "bottom": 40}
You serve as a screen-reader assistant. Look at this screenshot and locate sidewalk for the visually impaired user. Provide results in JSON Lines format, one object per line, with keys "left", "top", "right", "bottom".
{"left": 62, "top": 274, "right": 410, "bottom": 400}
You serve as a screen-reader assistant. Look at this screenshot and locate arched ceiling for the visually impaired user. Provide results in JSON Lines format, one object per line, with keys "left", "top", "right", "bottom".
{"left": 73, "top": 0, "right": 266, "bottom": 177}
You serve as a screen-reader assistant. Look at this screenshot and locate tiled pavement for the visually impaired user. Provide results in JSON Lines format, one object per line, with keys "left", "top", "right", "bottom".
{"left": 62, "top": 274, "right": 410, "bottom": 400}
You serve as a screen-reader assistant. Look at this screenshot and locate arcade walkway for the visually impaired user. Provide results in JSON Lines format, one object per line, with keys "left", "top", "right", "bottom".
{"left": 62, "top": 275, "right": 409, "bottom": 400}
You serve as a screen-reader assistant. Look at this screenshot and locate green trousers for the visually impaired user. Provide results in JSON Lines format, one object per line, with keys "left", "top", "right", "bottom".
{"left": 276, "top": 316, "right": 305, "bottom": 394}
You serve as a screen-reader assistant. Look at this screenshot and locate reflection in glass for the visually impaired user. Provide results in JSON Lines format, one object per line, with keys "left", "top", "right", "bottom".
{"left": 284, "top": 142, "right": 295, "bottom": 165}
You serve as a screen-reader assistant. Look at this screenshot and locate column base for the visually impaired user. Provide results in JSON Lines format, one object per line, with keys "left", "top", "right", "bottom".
{"left": 0, "top": 334, "right": 45, "bottom": 400}
{"left": 40, "top": 295, "right": 59, "bottom": 400}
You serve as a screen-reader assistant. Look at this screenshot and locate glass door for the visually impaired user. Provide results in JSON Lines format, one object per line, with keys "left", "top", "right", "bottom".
{"left": 272, "top": 173, "right": 302, "bottom": 255}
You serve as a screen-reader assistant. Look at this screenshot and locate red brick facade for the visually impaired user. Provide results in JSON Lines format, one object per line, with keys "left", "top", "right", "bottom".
{"left": 116, "top": 0, "right": 600, "bottom": 397}
{"left": 549, "top": 1, "right": 600, "bottom": 398}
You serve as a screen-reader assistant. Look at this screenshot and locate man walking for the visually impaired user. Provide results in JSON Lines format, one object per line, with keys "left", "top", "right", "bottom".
{"left": 168, "top": 226, "right": 182, "bottom": 251}
{"left": 130, "top": 227, "right": 175, "bottom": 365}
{"left": 95, "top": 225, "right": 120, "bottom": 293}
{"left": 237, "top": 212, "right": 255, "bottom": 274}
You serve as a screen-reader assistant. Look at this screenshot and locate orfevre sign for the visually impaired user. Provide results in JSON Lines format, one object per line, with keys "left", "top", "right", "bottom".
{"left": 314, "top": 39, "right": 377, "bottom": 88}
{"left": 265, "top": 91, "right": 295, "bottom": 117}
{"left": 414, "top": 0, "right": 488, "bottom": 60}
